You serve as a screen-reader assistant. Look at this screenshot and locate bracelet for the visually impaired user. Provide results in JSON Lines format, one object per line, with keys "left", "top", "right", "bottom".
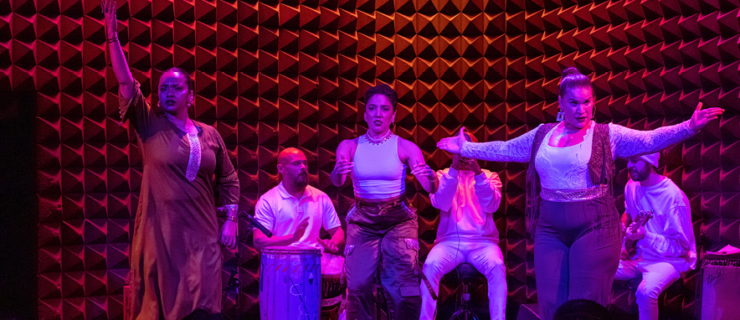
{"left": 107, "top": 37, "right": 119, "bottom": 43}
{"left": 227, "top": 215, "right": 237, "bottom": 222}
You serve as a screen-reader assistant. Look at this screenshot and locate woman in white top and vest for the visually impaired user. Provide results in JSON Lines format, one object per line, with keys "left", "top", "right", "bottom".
{"left": 331, "top": 84, "right": 438, "bottom": 320}
{"left": 437, "top": 68, "right": 723, "bottom": 320}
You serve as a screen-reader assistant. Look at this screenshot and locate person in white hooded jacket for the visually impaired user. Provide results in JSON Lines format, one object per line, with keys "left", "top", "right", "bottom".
{"left": 420, "top": 131, "right": 506, "bottom": 320}
{"left": 615, "top": 152, "right": 697, "bottom": 320}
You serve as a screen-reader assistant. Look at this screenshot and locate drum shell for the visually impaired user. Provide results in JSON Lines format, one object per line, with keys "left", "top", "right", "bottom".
{"left": 260, "top": 248, "right": 322, "bottom": 320}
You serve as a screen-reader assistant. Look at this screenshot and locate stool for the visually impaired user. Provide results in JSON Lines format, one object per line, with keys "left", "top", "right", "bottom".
{"left": 449, "top": 263, "right": 481, "bottom": 320}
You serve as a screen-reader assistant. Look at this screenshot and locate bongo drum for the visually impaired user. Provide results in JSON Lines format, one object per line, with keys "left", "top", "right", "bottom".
{"left": 260, "top": 247, "right": 322, "bottom": 320}
{"left": 320, "top": 253, "right": 346, "bottom": 320}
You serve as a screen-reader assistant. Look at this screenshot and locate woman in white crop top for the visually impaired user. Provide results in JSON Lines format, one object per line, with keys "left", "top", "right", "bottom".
{"left": 438, "top": 67, "right": 723, "bottom": 320}
{"left": 330, "top": 84, "right": 438, "bottom": 320}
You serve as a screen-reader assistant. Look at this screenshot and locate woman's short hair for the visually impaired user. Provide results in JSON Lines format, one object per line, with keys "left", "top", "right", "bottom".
{"left": 162, "top": 67, "right": 195, "bottom": 92}
{"left": 559, "top": 67, "right": 592, "bottom": 97}
{"left": 364, "top": 84, "right": 398, "bottom": 111}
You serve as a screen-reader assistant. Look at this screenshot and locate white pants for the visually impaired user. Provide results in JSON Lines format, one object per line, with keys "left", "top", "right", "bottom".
{"left": 614, "top": 260, "right": 681, "bottom": 320}
{"left": 419, "top": 240, "right": 506, "bottom": 320}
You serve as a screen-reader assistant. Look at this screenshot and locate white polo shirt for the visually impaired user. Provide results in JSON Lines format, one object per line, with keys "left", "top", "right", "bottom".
{"left": 253, "top": 182, "right": 341, "bottom": 251}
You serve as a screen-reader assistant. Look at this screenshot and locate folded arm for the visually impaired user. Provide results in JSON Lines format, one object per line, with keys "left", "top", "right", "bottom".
{"left": 642, "top": 206, "right": 693, "bottom": 258}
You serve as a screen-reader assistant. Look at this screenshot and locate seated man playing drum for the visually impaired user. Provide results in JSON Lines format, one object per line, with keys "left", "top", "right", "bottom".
{"left": 253, "top": 147, "right": 345, "bottom": 252}
{"left": 253, "top": 148, "right": 346, "bottom": 318}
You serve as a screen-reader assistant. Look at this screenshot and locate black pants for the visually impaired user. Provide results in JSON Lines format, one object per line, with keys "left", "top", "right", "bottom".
{"left": 344, "top": 200, "right": 421, "bottom": 320}
{"left": 534, "top": 196, "right": 622, "bottom": 320}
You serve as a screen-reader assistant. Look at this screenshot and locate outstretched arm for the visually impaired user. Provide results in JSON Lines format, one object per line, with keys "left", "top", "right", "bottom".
{"left": 102, "top": 0, "right": 133, "bottom": 99}
{"left": 612, "top": 102, "right": 724, "bottom": 159}
{"left": 437, "top": 125, "right": 542, "bottom": 163}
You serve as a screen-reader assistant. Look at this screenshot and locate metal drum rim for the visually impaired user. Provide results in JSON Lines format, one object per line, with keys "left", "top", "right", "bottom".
{"left": 260, "top": 248, "right": 322, "bottom": 255}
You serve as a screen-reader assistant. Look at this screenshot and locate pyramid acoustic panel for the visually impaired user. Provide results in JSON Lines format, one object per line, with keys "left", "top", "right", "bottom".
{"left": 1, "top": 0, "right": 738, "bottom": 319}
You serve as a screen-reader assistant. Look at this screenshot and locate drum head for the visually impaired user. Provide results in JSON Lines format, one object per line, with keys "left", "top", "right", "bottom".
{"left": 261, "top": 246, "right": 321, "bottom": 256}
{"left": 321, "top": 253, "right": 345, "bottom": 276}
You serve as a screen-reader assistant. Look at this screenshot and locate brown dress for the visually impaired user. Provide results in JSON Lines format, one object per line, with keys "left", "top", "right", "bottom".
{"left": 121, "top": 81, "right": 240, "bottom": 320}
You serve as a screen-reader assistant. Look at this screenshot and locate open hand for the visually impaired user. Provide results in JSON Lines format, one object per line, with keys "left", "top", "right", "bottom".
{"left": 292, "top": 219, "right": 309, "bottom": 242}
{"left": 317, "top": 238, "right": 339, "bottom": 253}
{"left": 437, "top": 127, "right": 466, "bottom": 155}
{"left": 220, "top": 220, "right": 237, "bottom": 249}
{"left": 689, "top": 102, "right": 724, "bottom": 132}
{"left": 467, "top": 158, "right": 482, "bottom": 175}
{"left": 332, "top": 159, "right": 354, "bottom": 176}
{"left": 101, "top": 0, "right": 118, "bottom": 39}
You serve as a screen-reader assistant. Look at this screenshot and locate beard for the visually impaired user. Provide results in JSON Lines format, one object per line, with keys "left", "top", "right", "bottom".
{"left": 629, "top": 166, "right": 651, "bottom": 182}
{"left": 294, "top": 172, "right": 309, "bottom": 188}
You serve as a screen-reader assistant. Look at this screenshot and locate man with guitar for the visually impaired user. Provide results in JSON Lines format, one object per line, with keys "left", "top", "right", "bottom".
{"left": 615, "top": 152, "right": 697, "bottom": 320}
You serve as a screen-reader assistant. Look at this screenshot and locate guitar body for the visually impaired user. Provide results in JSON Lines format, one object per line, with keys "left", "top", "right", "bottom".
{"left": 620, "top": 210, "right": 654, "bottom": 260}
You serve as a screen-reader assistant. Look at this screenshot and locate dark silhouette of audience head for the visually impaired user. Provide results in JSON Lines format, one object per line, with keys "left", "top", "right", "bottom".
{"left": 554, "top": 299, "right": 612, "bottom": 320}
{"left": 182, "top": 309, "right": 223, "bottom": 320}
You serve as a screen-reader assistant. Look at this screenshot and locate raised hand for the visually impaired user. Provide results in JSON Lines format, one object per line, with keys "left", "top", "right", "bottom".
{"left": 437, "top": 127, "right": 467, "bottom": 155}
{"left": 101, "top": 0, "right": 118, "bottom": 39}
{"left": 689, "top": 102, "right": 724, "bottom": 132}
{"left": 467, "top": 158, "right": 482, "bottom": 175}
{"left": 317, "top": 238, "right": 339, "bottom": 253}
{"left": 292, "top": 219, "right": 309, "bottom": 242}
{"left": 332, "top": 159, "right": 354, "bottom": 176}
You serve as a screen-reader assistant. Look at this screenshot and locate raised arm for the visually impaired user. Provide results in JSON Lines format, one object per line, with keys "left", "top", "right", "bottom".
{"left": 474, "top": 170, "right": 503, "bottom": 214}
{"left": 430, "top": 169, "right": 458, "bottom": 212}
{"left": 611, "top": 102, "right": 724, "bottom": 159}
{"left": 330, "top": 139, "right": 355, "bottom": 187}
{"left": 102, "top": 0, "right": 133, "bottom": 98}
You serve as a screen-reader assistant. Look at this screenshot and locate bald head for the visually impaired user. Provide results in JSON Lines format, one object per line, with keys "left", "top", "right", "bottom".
{"left": 277, "top": 148, "right": 309, "bottom": 189}
{"left": 278, "top": 148, "right": 306, "bottom": 165}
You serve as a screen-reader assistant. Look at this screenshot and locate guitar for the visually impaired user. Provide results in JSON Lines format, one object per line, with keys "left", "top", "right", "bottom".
{"left": 620, "top": 210, "right": 654, "bottom": 260}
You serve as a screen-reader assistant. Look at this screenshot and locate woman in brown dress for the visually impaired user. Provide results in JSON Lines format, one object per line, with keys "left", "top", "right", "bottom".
{"left": 102, "top": 1, "right": 240, "bottom": 319}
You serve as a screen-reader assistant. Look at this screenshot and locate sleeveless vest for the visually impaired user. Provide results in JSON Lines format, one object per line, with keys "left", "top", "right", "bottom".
{"left": 525, "top": 123, "right": 616, "bottom": 234}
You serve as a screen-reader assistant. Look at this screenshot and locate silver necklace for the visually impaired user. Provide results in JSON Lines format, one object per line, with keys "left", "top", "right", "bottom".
{"left": 365, "top": 130, "right": 393, "bottom": 145}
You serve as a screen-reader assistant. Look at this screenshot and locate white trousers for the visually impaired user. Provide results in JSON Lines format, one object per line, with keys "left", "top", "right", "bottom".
{"left": 614, "top": 259, "right": 681, "bottom": 320}
{"left": 419, "top": 240, "right": 506, "bottom": 320}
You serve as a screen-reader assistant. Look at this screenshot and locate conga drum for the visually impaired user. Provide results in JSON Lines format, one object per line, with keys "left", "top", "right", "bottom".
{"left": 320, "top": 253, "right": 346, "bottom": 320}
{"left": 260, "top": 247, "right": 322, "bottom": 320}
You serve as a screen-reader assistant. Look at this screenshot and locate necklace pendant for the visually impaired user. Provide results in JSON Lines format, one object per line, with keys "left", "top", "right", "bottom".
{"left": 365, "top": 131, "right": 392, "bottom": 145}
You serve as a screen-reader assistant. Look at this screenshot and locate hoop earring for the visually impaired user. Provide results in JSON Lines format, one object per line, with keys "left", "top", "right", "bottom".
{"left": 391, "top": 121, "right": 395, "bottom": 127}
{"left": 556, "top": 108, "right": 564, "bottom": 122}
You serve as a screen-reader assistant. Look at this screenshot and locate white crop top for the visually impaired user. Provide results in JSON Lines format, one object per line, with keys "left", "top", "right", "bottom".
{"left": 350, "top": 134, "right": 406, "bottom": 200}
{"left": 534, "top": 125, "right": 595, "bottom": 190}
